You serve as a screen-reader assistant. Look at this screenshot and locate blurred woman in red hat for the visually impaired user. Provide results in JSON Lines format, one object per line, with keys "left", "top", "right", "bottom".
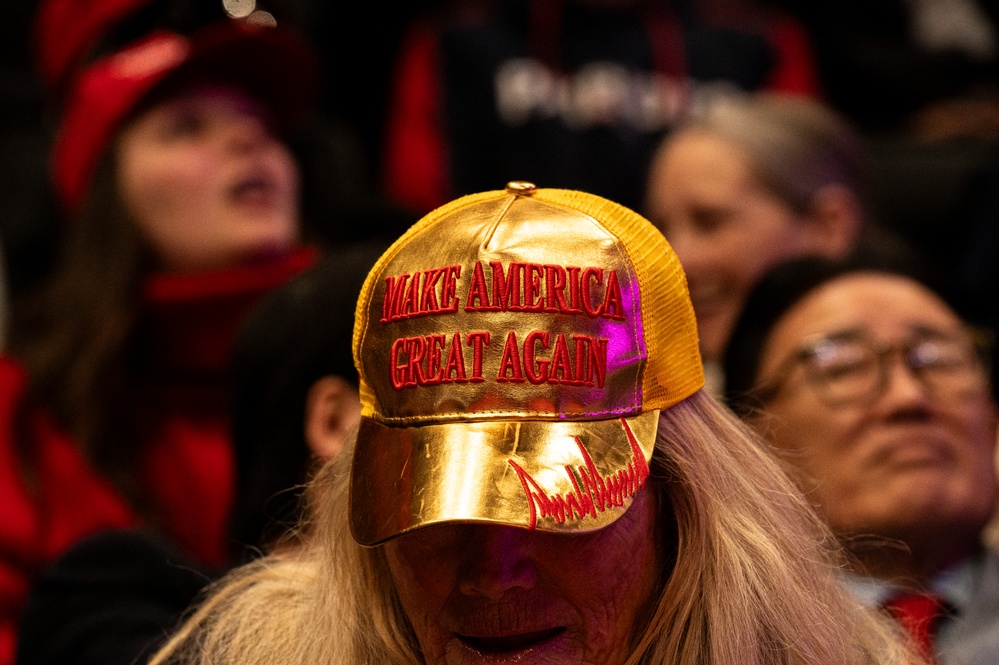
{"left": 0, "top": 14, "right": 320, "bottom": 662}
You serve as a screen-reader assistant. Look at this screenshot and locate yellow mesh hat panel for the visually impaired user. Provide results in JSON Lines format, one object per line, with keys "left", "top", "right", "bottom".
{"left": 530, "top": 188, "right": 703, "bottom": 410}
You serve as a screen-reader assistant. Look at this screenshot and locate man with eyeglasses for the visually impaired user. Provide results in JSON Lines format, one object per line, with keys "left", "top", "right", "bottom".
{"left": 723, "top": 254, "right": 999, "bottom": 665}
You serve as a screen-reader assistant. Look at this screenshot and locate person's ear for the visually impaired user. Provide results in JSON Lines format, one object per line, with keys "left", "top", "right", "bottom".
{"left": 304, "top": 375, "right": 362, "bottom": 460}
{"left": 803, "top": 183, "right": 863, "bottom": 257}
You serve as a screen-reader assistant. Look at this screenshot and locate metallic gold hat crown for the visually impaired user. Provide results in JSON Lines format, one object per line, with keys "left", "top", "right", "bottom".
{"left": 349, "top": 182, "right": 702, "bottom": 545}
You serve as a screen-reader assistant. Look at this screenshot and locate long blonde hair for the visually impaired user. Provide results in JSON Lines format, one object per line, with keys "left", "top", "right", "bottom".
{"left": 151, "top": 391, "right": 920, "bottom": 665}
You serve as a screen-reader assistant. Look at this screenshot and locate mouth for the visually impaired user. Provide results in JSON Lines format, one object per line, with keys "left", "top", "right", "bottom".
{"left": 869, "top": 432, "right": 955, "bottom": 470}
{"left": 229, "top": 171, "right": 279, "bottom": 206}
{"left": 883, "top": 443, "right": 950, "bottom": 468}
{"left": 457, "top": 627, "right": 566, "bottom": 654}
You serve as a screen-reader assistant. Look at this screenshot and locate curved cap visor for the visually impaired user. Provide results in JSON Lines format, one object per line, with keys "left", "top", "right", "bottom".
{"left": 34, "top": 0, "right": 150, "bottom": 93}
{"left": 350, "top": 409, "right": 658, "bottom": 546}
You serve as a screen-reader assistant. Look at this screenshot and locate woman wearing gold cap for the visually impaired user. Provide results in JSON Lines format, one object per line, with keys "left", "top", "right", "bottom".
{"left": 151, "top": 183, "right": 921, "bottom": 665}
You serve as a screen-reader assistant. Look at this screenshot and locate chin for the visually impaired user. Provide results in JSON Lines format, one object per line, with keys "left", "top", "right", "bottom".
{"left": 874, "top": 484, "right": 988, "bottom": 532}
{"left": 247, "top": 241, "right": 297, "bottom": 261}
{"left": 441, "top": 630, "right": 582, "bottom": 665}
{"left": 235, "top": 230, "right": 299, "bottom": 260}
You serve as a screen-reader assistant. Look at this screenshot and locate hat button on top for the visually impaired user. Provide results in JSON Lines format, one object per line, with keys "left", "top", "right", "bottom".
{"left": 506, "top": 181, "right": 536, "bottom": 196}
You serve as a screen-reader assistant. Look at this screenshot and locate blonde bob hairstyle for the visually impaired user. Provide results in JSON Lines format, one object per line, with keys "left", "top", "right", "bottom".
{"left": 151, "top": 391, "right": 922, "bottom": 665}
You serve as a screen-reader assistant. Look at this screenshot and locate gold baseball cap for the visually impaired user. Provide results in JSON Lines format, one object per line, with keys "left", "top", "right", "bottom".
{"left": 349, "top": 182, "right": 702, "bottom": 545}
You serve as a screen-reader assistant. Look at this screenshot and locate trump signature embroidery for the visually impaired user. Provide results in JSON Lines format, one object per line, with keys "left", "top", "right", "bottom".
{"left": 509, "top": 418, "right": 650, "bottom": 529}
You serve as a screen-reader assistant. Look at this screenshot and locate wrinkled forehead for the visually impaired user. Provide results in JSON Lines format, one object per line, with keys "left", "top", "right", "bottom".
{"left": 761, "top": 272, "right": 964, "bottom": 368}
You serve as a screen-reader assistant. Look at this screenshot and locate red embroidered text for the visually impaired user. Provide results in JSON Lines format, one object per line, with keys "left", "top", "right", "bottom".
{"left": 381, "top": 265, "right": 463, "bottom": 322}
{"left": 465, "top": 261, "right": 625, "bottom": 319}
{"left": 496, "top": 330, "right": 607, "bottom": 387}
{"left": 391, "top": 331, "right": 491, "bottom": 389}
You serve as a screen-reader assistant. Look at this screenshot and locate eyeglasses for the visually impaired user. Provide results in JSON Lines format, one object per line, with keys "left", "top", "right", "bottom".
{"left": 753, "top": 328, "right": 993, "bottom": 407}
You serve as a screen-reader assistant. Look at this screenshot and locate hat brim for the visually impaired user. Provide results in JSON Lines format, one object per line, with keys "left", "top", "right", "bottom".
{"left": 349, "top": 409, "right": 659, "bottom": 546}
{"left": 153, "top": 20, "right": 318, "bottom": 131}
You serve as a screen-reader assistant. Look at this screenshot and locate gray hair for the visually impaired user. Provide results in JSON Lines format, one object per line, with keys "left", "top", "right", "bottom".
{"left": 681, "top": 93, "right": 866, "bottom": 215}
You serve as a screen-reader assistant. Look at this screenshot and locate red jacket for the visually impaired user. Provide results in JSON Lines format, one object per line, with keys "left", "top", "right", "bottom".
{"left": 0, "top": 248, "right": 315, "bottom": 663}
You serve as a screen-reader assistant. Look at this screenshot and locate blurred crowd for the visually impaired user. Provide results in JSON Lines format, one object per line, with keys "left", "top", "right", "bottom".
{"left": 2, "top": 0, "right": 999, "bottom": 308}
{"left": 0, "top": 0, "right": 998, "bottom": 663}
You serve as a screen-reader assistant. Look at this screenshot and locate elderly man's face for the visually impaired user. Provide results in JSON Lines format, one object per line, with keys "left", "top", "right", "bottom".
{"left": 753, "top": 273, "right": 998, "bottom": 552}
{"left": 383, "top": 488, "right": 661, "bottom": 664}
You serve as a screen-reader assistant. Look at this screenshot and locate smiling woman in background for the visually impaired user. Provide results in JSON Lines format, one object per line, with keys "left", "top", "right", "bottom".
{"left": 0, "top": 15, "right": 319, "bottom": 662}
{"left": 645, "top": 93, "right": 870, "bottom": 393}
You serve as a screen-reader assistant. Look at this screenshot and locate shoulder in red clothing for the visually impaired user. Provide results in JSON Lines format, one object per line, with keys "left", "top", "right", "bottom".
{"left": 0, "top": 353, "right": 137, "bottom": 665}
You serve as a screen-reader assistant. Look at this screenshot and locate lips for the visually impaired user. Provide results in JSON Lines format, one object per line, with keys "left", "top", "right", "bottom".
{"left": 457, "top": 627, "right": 566, "bottom": 654}
{"left": 864, "top": 427, "right": 958, "bottom": 472}
{"left": 226, "top": 159, "right": 288, "bottom": 208}
{"left": 229, "top": 172, "right": 276, "bottom": 202}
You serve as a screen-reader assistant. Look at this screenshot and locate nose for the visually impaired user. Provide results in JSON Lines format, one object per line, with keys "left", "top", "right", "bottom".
{"left": 222, "top": 110, "right": 272, "bottom": 152}
{"left": 878, "top": 354, "right": 932, "bottom": 409}
{"left": 457, "top": 525, "right": 537, "bottom": 600}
